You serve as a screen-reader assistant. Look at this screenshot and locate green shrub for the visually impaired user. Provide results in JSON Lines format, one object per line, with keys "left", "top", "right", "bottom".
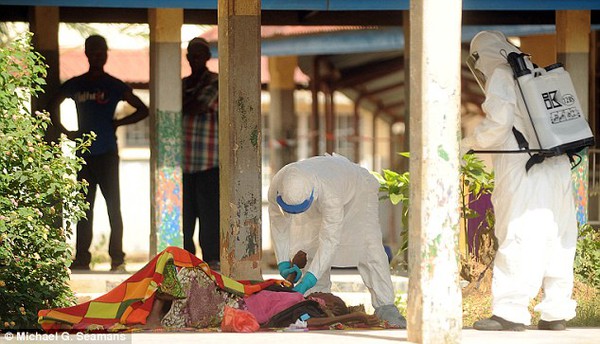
{"left": 574, "top": 224, "right": 600, "bottom": 290}
{"left": 379, "top": 151, "right": 600, "bottom": 327}
{"left": 0, "top": 33, "right": 91, "bottom": 330}
{"left": 372, "top": 154, "right": 410, "bottom": 266}
{"left": 374, "top": 153, "right": 496, "bottom": 277}
{"left": 567, "top": 280, "right": 600, "bottom": 327}
{"left": 394, "top": 292, "right": 408, "bottom": 318}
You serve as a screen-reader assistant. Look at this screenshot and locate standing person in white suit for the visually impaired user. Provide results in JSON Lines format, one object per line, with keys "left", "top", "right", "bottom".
{"left": 462, "top": 31, "right": 578, "bottom": 331}
{"left": 268, "top": 153, "right": 406, "bottom": 328}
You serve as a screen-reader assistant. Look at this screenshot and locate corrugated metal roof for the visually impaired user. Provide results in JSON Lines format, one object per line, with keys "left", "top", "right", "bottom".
{"left": 59, "top": 48, "right": 309, "bottom": 85}
{"left": 203, "top": 25, "right": 575, "bottom": 58}
{"left": 201, "top": 25, "right": 375, "bottom": 42}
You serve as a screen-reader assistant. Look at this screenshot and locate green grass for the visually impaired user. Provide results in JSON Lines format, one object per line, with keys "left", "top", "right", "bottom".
{"left": 567, "top": 280, "right": 600, "bottom": 327}
{"left": 461, "top": 279, "right": 600, "bottom": 328}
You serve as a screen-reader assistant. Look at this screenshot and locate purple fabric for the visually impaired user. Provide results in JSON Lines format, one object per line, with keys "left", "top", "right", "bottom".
{"left": 243, "top": 290, "right": 305, "bottom": 324}
{"left": 468, "top": 193, "right": 493, "bottom": 255}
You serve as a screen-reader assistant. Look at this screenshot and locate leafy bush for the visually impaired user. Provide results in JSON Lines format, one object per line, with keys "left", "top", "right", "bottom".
{"left": 567, "top": 280, "right": 600, "bottom": 327}
{"left": 379, "top": 152, "right": 600, "bottom": 327}
{"left": 0, "top": 33, "right": 91, "bottom": 330}
{"left": 372, "top": 153, "right": 410, "bottom": 265}
{"left": 459, "top": 154, "right": 494, "bottom": 251}
{"left": 394, "top": 292, "right": 408, "bottom": 318}
{"left": 374, "top": 152, "right": 496, "bottom": 277}
{"left": 573, "top": 224, "right": 600, "bottom": 290}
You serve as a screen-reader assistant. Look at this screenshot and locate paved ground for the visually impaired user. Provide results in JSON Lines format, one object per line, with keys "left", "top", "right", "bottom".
{"left": 2, "top": 328, "right": 598, "bottom": 344}
{"left": 132, "top": 328, "right": 600, "bottom": 344}
{"left": 52, "top": 267, "right": 599, "bottom": 344}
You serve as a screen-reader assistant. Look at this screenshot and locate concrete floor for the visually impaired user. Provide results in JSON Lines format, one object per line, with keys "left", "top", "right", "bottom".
{"left": 60, "top": 269, "right": 600, "bottom": 344}
{"left": 128, "top": 328, "right": 600, "bottom": 344}
{"left": 3, "top": 328, "right": 597, "bottom": 344}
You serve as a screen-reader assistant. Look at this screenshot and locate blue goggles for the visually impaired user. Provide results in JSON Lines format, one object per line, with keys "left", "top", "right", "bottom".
{"left": 276, "top": 189, "right": 314, "bottom": 214}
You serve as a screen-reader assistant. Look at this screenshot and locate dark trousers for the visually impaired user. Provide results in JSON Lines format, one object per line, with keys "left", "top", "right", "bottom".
{"left": 75, "top": 151, "right": 125, "bottom": 266}
{"left": 183, "top": 167, "right": 220, "bottom": 262}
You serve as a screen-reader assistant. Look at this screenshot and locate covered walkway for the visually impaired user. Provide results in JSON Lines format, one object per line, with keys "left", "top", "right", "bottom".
{"left": 1, "top": 1, "right": 599, "bottom": 343}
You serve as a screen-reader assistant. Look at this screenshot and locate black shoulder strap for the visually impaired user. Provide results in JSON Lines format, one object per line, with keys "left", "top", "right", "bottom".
{"left": 525, "top": 154, "right": 545, "bottom": 172}
{"left": 512, "top": 127, "right": 529, "bottom": 151}
{"left": 512, "top": 127, "right": 547, "bottom": 172}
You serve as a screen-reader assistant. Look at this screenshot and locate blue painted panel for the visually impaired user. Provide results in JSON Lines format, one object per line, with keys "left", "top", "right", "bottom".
{"left": 262, "top": 0, "right": 327, "bottom": 10}
{"left": 463, "top": 0, "right": 600, "bottom": 10}
{"left": 328, "top": 0, "right": 408, "bottom": 11}
{"left": 1, "top": 0, "right": 325, "bottom": 9}
{"left": 2, "top": 0, "right": 600, "bottom": 10}
{"left": 0, "top": 0, "right": 217, "bottom": 9}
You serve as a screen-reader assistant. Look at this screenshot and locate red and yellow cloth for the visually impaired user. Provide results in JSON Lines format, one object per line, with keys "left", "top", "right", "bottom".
{"left": 38, "top": 246, "right": 289, "bottom": 332}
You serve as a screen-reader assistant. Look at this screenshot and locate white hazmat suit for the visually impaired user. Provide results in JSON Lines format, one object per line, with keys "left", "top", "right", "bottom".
{"left": 268, "top": 153, "right": 405, "bottom": 327}
{"left": 462, "top": 31, "right": 578, "bottom": 327}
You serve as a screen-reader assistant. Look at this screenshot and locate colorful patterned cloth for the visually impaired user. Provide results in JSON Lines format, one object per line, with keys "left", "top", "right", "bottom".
{"left": 161, "top": 266, "right": 244, "bottom": 328}
{"left": 38, "top": 246, "right": 289, "bottom": 332}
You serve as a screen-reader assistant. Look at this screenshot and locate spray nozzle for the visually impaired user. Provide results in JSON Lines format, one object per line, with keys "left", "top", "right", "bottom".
{"left": 507, "top": 52, "right": 532, "bottom": 78}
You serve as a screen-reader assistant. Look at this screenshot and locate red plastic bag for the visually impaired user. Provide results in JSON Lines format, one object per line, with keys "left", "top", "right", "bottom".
{"left": 221, "top": 306, "right": 260, "bottom": 333}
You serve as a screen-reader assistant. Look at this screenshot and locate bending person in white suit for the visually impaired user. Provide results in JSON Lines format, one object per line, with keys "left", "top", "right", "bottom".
{"left": 268, "top": 153, "right": 406, "bottom": 328}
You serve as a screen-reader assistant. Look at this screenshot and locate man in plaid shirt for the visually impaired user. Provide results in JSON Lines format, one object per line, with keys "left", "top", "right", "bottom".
{"left": 182, "top": 37, "right": 220, "bottom": 270}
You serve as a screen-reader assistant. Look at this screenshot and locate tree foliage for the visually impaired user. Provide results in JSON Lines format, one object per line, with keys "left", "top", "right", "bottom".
{"left": 574, "top": 224, "right": 600, "bottom": 289}
{"left": 0, "top": 33, "right": 92, "bottom": 329}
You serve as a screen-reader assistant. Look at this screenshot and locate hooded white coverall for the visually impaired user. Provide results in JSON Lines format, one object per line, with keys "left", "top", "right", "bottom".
{"left": 268, "top": 153, "right": 396, "bottom": 309}
{"left": 461, "top": 31, "right": 577, "bottom": 325}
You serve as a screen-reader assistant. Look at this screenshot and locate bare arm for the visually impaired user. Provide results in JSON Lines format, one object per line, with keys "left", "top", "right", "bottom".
{"left": 113, "top": 89, "right": 149, "bottom": 128}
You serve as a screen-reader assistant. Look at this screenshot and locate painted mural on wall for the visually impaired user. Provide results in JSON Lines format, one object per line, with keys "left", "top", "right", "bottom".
{"left": 572, "top": 150, "right": 589, "bottom": 226}
{"left": 156, "top": 110, "right": 182, "bottom": 250}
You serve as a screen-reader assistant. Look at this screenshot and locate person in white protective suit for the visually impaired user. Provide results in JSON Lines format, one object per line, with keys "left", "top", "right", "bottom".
{"left": 461, "top": 31, "right": 578, "bottom": 331}
{"left": 268, "top": 153, "right": 406, "bottom": 328}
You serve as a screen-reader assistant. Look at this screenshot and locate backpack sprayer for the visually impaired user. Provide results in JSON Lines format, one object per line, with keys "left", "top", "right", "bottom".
{"left": 467, "top": 51, "right": 595, "bottom": 172}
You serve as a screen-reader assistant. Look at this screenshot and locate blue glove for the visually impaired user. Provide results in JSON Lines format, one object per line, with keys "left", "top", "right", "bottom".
{"left": 278, "top": 261, "right": 291, "bottom": 276}
{"left": 277, "top": 261, "right": 302, "bottom": 283}
{"left": 292, "top": 272, "right": 317, "bottom": 294}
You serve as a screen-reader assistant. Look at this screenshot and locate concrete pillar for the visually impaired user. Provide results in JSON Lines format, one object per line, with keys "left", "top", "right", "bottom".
{"left": 401, "top": 10, "right": 411, "bottom": 172}
{"left": 372, "top": 113, "right": 378, "bottom": 169}
{"left": 325, "top": 86, "right": 335, "bottom": 153}
{"left": 29, "top": 6, "right": 60, "bottom": 143}
{"left": 591, "top": 31, "right": 599, "bottom": 140}
{"left": 556, "top": 10, "right": 591, "bottom": 225}
{"left": 519, "top": 34, "right": 556, "bottom": 68}
{"left": 218, "top": 0, "right": 262, "bottom": 280}
{"left": 311, "top": 57, "right": 321, "bottom": 156}
{"left": 353, "top": 96, "right": 363, "bottom": 163}
{"left": 148, "top": 9, "right": 183, "bottom": 256}
{"left": 407, "top": 0, "right": 462, "bottom": 343}
{"left": 268, "top": 55, "right": 298, "bottom": 173}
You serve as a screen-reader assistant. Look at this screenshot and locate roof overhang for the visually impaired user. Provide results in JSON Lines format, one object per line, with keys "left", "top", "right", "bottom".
{"left": 221, "top": 25, "right": 563, "bottom": 58}
{"left": 3, "top": 0, "right": 599, "bottom": 124}
{"left": 2, "top": 0, "right": 600, "bottom": 11}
